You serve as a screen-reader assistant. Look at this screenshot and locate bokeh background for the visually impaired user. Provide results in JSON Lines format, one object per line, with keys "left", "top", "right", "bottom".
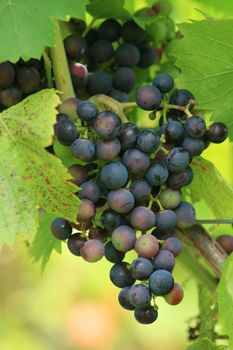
{"left": 1, "top": 1, "right": 232, "bottom": 349}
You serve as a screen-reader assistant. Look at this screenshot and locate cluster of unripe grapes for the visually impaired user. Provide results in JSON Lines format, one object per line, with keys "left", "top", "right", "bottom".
{"left": 50, "top": 71, "right": 228, "bottom": 324}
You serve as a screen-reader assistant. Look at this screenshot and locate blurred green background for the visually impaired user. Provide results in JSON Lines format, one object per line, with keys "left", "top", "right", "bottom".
{"left": 1, "top": 1, "right": 233, "bottom": 349}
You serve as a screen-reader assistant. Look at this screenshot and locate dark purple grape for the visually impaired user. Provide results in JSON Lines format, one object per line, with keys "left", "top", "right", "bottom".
{"left": 149, "top": 269, "right": 174, "bottom": 295}
{"left": 110, "top": 262, "right": 136, "bottom": 288}
{"left": 105, "top": 241, "right": 125, "bottom": 263}
{"left": 169, "top": 89, "right": 194, "bottom": 117}
{"left": 181, "top": 137, "right": 205, "bottom": 156}
{"left": 87, "top": 71, "right": 112, "bottom": 95}
{"left": 151, "top": 229, "right": 175, "bottom": 240}
{"left": 51, "top": 217, "right": 72, "bottom": 240}
{"left": 122, "top": 148, "right": 150, "bottom": 175}
{"left": 118, "top": 122, "right": 140, "bottom": 150}
{"left": 67, "top": 233, "right": 87, "bottom": 256}
{"left": 101, "top": 209, "right": 122, "bottom": 231}
{"left": 161, "top": 237, "right": 183, "bottom": 257}
{"left": 80, "top": 239, "right": 105, "bottom": 262}
{"left": 168, "top": 166, "right": 193, "bottom": 189}
{"left": 0, "top": 87, "right": 22, "bottom": 107}
{"left": 185, "top": 116, "right": 206, "bottom": 139}
{"left": 113, "top": 67, "right": 136, "bottom": 93}
{"left": 115, "top": 43, "right": 140, "bottom": 67}
{"left": 130, "top": 207, "right": 156, "bottom": 231}
{"left": 153, "top": 73, "right": 174, "bottom": 93}
{"left": 134, "top": 306, "right": 158, "bottom": 324}
{"left": 174, "top": 201, "right": 196, "bottom": 228}
{"left": 16, "top": 67, "right": 40, "bottom": 93}
{"left": 121, "top": 20, "right": 146, "bottom": 46}
{"left": 152, "top": 249, "right": 175, "bottom": 271}
{"left": 107, "top": 189, "right": 135, "bottom": 213}
{"left": 145, "top": 162, "right": 169, "bottom": 186}
{"left": 129, "top": 179, "right": 151, "bottom": 203}
{"left": 165, "top": 121, "right": 184, "bottom": 143}
{"left": 158, "top": 188, "right": 181, "bottom": 209}
{"left": 109, "top": 89, "right": 129, "bottom": 102}
{"left": 216, "top": 235, "right": 233, "bottom": 255}
{"left": 0, "top": 62, "right": 15, "bottom": 88}
{"left": 207, "top": 122, "right": 228, "bottom": 143}
{"left": 135, "top": 234, "right": 159, "bottom": 259}
{"left": 71, "top": 139, "right": 96, "bottom": 162}
{"left": 69, "top": 63, "right": 88, "bottom": 89}
{"left": 98, "top": 19, "right": 121, "bottom": 42}
{"left": 77, "top": 100, "right": 98, "bottom": 121}
{"left": 156, "top": 210, "right": 177, "bottom": 232}
{"left": 96, "top": 138, "right": 121, "bottom": 160}
{"left": 85, "top": 28, "right": 98, "bottom": 46}
{"left": 89, "top": 40, "right": 114, "bottom": 63}
{"left": 100, "top": 162, "right": 128, "bottom": 189}
{"left": 137, "top": 47, "right": 157, "bottom": 68}
{"left": 54, "top": 119, "right": 78, "bottom": 146}
{"left": 130, "top": 258, "right": 154, "bottom": 280}
{"left": 68, "top": 164, "right": 89, "bottom": 186}
{"left": 111, "top": 225, "right": 136, "bottom": 252}
{"left": 64, "top": 34, "right": 87, "bottom": 59}
{"left": 136, "top": 85, "right": 162, "bottom": 111}
{"left": 164, "top": 283, "right": 184, "bottom": 305}
{"left": 77, "top": 199, "right": 96, "bottom": 222}
{"left": 78, "top": 181, "right": 100, "bottom": 203}
{"left": 118, "top": 287, "right": 135, "bottom": 310}
{"left": 94, "top": 111, "right": 121, "bottom": 140}
{"left": 137, "top": 129, "right": 160, "bottom": 153}
{"left": 128, "top": 284, "right": 151, "bottom": 308}
{"left": 166, "top": 147, "right": 190, "bottom": 173}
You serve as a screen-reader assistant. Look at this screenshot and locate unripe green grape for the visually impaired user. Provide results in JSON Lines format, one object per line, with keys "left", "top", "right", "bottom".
{"left": 158, "top": 188, "right": 181, "bottom": 209}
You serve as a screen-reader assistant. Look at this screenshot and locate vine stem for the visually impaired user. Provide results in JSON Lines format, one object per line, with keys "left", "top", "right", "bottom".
{"left": 50, "top": 20, "right": 75, "bottom": 102}
{"left": 42, "top": 50, "right": 53, "bottom": 88}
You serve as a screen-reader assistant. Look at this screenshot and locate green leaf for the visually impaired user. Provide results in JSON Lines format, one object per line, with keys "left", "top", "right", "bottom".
{"left": 86, "top": 0, "right": 130, "bottom": 20}
{"left": 29, "top": 211, "right": 62, "bottom": 271}
{"left": 0, "top": 89, "right": 79, "bottom": 246}
{"left": 0, "top": 0, "right": 87, "bottom": 62}
{"left": 218, "top": 254, "right": 233, "bottom": 348}
{"left": 187, "top": 338, "right": 227, "bottom": 350}
{"left": 133, "top": 14, "right": 162, "bottom": 29}
{"left": 171, "top": 19, "right": 233, "bottom": 140}
{"left": 196, "top": 0, "right": 233, "bottom": 16}
{"left": 189, "top": 157, "right": 233, "bottom": 219}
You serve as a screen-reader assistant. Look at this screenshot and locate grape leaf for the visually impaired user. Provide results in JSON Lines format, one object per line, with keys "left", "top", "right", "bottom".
{"left": 171, "top": 19, "right": 233, "bottom": 141}
{"left": 29, "top": 211, "right": 62, "bottom": 271}
{"left": 189, "top": 157, "right": 233, "bottom": 220}
{"left": 133, "top": 14, "right": 162, "bottom": 29}
{"left": 86, "top": 0, "right": 130, "bottom": 20}
{"left": 0, "top": 0, "right": 87, "bottom": 62}
{"left": 196, "top": 0, "right": 233, "bottom": 16}
{"left": 0, "top": 89, "right": 79, "bottom": 246}
{"left": 187, "top": 338, "right": 227, "bottom": 350}
{"left": 218, "top": 254, "right": 233, "bottom": 348}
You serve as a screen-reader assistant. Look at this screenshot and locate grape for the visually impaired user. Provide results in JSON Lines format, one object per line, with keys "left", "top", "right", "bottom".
{"left": 129, "top": 284, "right": 151, "bottom": 308}
{"left": 89, "top": 40, "right": 114, "bottom": 63}
{"left": 137, "top": 129, "right": 160, "bottom": 153}
{"left": 54, "top": 119, "right": 78, "bottom": 146}
{"left": 216, "top": 235, "right": 233, "bottom": 255}
{"left": 100, "top": 162, "right": 128, "bottom": 189}
{"left": 58, "top": 97, "right": 80, "bottom": 121}
{"left": 118, "top": 122, "right": 140, "bottom": 150}
{"left": 71, "top": 138, "right": 96, "bottom": 162}
{"left": 164, "top": 283, "right": 184, "bottom": 305}
{"left": 94, "top": 111, "right": 121, "bottom": 140}
{"left": 181, "top": 137, "right": 205, "bottom": 156}
{"left": 101, "top": 209, "right": 122, "bottom": 231}
{"left": 111, "top": 225, "right": 136, "bottom": 252}
{"left": 67, "top": 233, "right": 87, "bottom": 256}
{"left": 156, "top": 210, "right": 177, "bottom": 232}
{"left": 165, "top": 121, "right": 184, "bottom": 143}
{"left": 185, "top": 116, "right": 206, "bottom": 139}
{"left": 96, "top": 138, "right": 121, "bottom": 160}
{"left": 135, "top": 234, "right": 159, "bottom": 259}
{"left": 121, "top": 20, "right": 146, "bottom": 46}
{"left": 16, "top": 67, "right": 40, "bottom": 93}
{"left": 113, "top": 67, "right": 136, "bottom": 93}
{"left": 136, "top": 85, "right": 162, "bottom": 111}
{"left": 0, "top": 87, "right": 22, "bottom": 107}
{"left": 115, "top": 43, "right": 140, "bottom": 67}
{"left": 118, "top": 287, "right": 135, "bottom": 310}
{"left": 85, "top": 28, "right": 98, "bottom": 46}
{"left": 57, "top": 114, "right": 68, "bottom": 122}
{"left": 134, "top": 306, "right": 158, "bottom": 324}
{"left": 130, "top": 258, "right": 154, "bottom": 280}
{"left": 105, "top": 241, "right": 125, "bottom": 263}
{"left": 152, "top": 250, "right": 175, "bottom": 271}
{"left": 110, "top": 262, "right": 136, "bottom": 288}
{"left": 109, "top": 89, "right": 129, "bottom": 102}
{"left": 80, "top": 239, "right": 105, "bottom": 263}
{"left": 153, "top": 73, "right": 174, "bottom": 93}
{"left": 169, "top": 89, "right": 194, "bottom": 117}
{"left": 0, "top": 62, "right": 15, "bottom": 88}
{"left": 77, "top": 100, "right": 98, "bottom": 121}
{"left": 145, "top": 162, "right": 169, "bottom": 186}
{"left": 161, "top": 237, "right": 183, "bottom": 257}
{"left": 168, "top": 166, "right": 193, "bottom": 189}
{"left": 78, "top": 181, "right": 100, "bottom": 203}
{"left": 166, "top": 147, "right": 190, "bottom": 173}
{"left": 87, "top": 71, "right": 112, "bottom": 95}
{"left": 51, "top": 217, "right": 72, "bottom": 240}
{"left": 64, "top": 34, "right": 87, "bottom": 59}
{"left": 130, "top": 207, "right": 156, "bottom": 231}
{"left": 98, "top": 19, "right": 121, "bottom": 42}
{"left": 107, "top": 189, "right": 135, "bottom": 213}
{"left": 152, "top": 0, "right": 172, "bottom": 15}
{"left": 149, "top": 269, "right": 174, "bottom": 295}
{"left": 137, "top": 47, "right": 157, "bottom": 68}
{"left": 77, "top": 199, "right": 96, "bottom": 222}
{"left": 158, "top": 188, "right": 181, "bottom": 209}
{"left": 122, "top": 149, "right": 150, "bottom": 175}
{"left": 129, "top": 179, "right": 151, "bottom": 203}
{"left": 174, "top": 201, "right": 196, "bottom": 228}
{"left": 151, "top": 229, "right": 175, "bottom": 241}
{"left": 207, "top": 122, "right": 228, "bottom": 143}
{"left": 68, "top": 164, "right": 89, "bottom": 186}
{"left": 69, "top": 63, "right": 88, "bottom": 89}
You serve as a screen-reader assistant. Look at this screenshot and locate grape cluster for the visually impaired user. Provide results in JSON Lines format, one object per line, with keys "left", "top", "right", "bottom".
{"left": 0, "top": 59, "right": 43, "bottom": 110}
{"left": 50, "top": 71, "right": 228, "bottom": 324}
